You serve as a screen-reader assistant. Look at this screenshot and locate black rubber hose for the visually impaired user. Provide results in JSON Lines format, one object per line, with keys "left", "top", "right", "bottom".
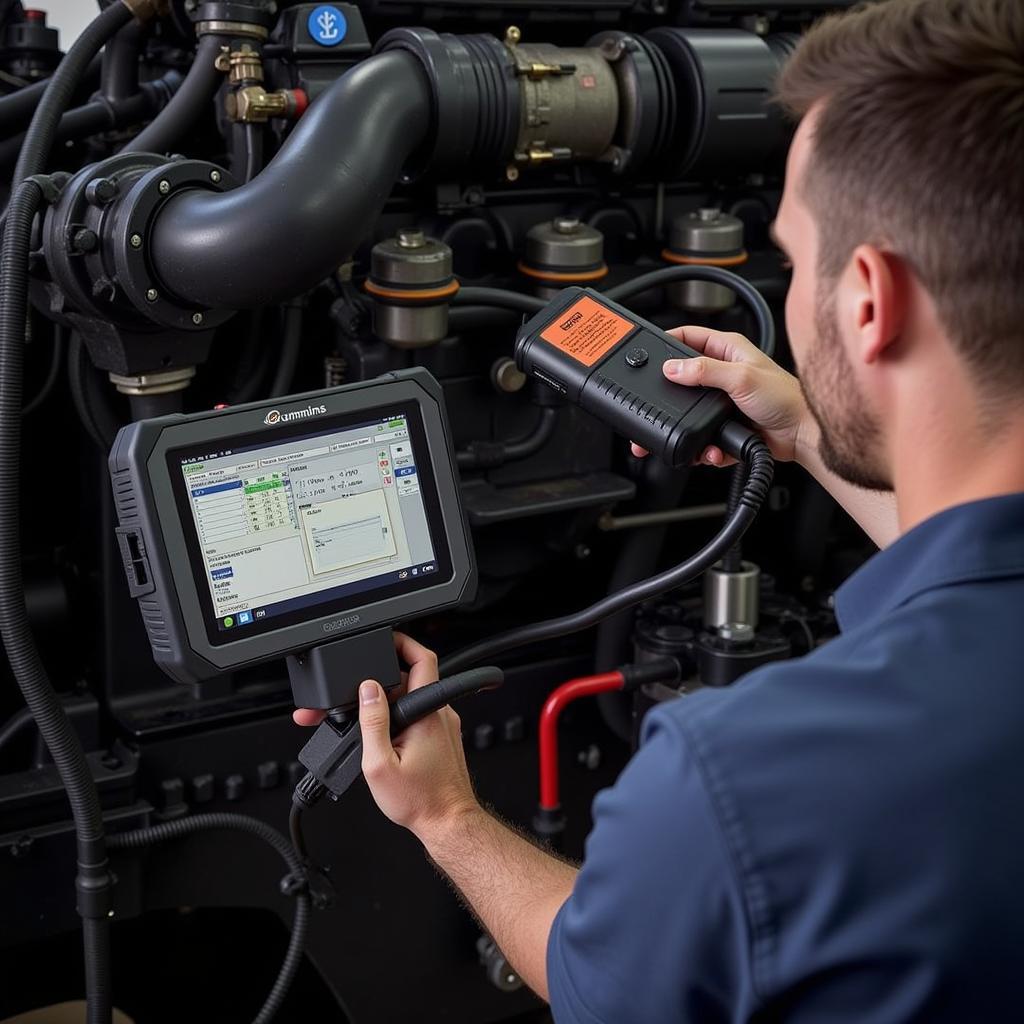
{"left": 122, "top": 33, "right": 224, "bottom": 156}
{"left": 452, "top": 287, "right": 546, "bottom": 316}
{"left": 456, "top": 406, "right": 558, "bottom": 470}
{"left": 128, "top": 389, "right": 183, "bottom": 421}
{"left": 22, "top": 324, "right": 63, "bottom": 417}
{"left": 268, "top": 304, "right": 303, "bottom": 398}
{"left": 440, "top": 431, "right": 774, "bottom": 675}
{"left": 148, "top": 50, "right": 432, "bottom": 309}
{"left": 0, "top": 54, "right": 102, "bottom": 134}
{"left": 604, "top": 265, "right": 776, "bottom": 359}
{"left": 0, "top": 74, "right": 182, "bottom": 166}
{"left": 2, "top": 180, "right": 113, "bottom": 1024}
{"left": 108, "top": 813, "right": 311, "bottom": 1024}
{"left": 100, "top": 18, "right": 145, "bottom": 102}
{"left": 13, "top": 0, "right": 132, "bottom": 184}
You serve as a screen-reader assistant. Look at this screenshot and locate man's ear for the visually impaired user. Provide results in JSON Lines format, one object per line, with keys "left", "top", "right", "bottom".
{"left": 843, "top": 243, "right": 908, "bottom": 365}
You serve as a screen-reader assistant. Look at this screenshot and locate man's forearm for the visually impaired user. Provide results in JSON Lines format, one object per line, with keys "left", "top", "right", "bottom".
{"left": 796, "top": 418, "right": 899, "bottom": 548}
{"left": 417, "top": 805, "right": 576, "bottom": 1001}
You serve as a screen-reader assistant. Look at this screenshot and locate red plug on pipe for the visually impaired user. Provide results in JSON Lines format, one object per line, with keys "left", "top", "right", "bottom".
{"left": 538, "top": 671, "right": 625, "bottom": 813}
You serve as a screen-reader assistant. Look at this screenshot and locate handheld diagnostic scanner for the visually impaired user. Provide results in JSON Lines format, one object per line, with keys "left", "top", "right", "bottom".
{"left": 515, "top": 287, "right": 735, "bottom": 467}
{"left": 108, "top": 368, "right": 476, "bottom": 709}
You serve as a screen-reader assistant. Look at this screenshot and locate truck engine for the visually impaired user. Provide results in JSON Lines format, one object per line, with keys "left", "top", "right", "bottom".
{"left": 0, "top": 1, "right": 868, "bottom": 1020}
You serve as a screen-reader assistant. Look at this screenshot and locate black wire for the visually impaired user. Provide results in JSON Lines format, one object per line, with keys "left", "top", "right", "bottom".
{"left": 452, "top": 287, "right": 546, "bottom": 316}
{"left": 108, "top": 813, "right": 310, "bottom": 1024}
{"left": 22, "top": 323, "right": 63, "bottom": 417}
{"left": 289, "top": 803, "right": 308, "bottom": 863}
{"left": 68, "top": 335, "right": 120, "bottom": 451}
{"left": 440, "top": 435, "right": 774, "bottom": 675}
{"left": 243, "top": 122, "right": 264, "bottom": 183}
{"left": 0, "top": 705, "right": 34, "bottom": 754}
{"left": 604, "top": 265, "right": 777, "bottom": 359}
{"left": 456, "top": 406, "right": 559, "bottom": 470}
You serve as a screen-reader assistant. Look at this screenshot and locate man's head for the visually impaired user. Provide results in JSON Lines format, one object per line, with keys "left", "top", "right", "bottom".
{"left": 771, "top": 0, "right": 1024, "bottom": 490}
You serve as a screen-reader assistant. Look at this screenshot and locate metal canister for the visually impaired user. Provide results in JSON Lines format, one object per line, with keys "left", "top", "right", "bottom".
{"left": 518, "top": 217, "right": 607, "bottom": 299}
{"left": 662, "top": 208, "right": 746, "bottom": 312}
{"left": 365, "top": 229, "right": 457, "bottom": 348}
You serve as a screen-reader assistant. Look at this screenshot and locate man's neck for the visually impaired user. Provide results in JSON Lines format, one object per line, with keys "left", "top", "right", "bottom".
{"left": 891, "top": 401, "right": 1024, "bottom": 534}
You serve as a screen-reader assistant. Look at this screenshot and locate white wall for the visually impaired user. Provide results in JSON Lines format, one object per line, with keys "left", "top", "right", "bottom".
{"left": 37, "top": 0, "right": 97, "bottom": 49}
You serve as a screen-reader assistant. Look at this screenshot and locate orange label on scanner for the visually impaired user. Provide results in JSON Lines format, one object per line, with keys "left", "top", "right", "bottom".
{"left": 539, "top": 296, "right": 635, "bottom": 367}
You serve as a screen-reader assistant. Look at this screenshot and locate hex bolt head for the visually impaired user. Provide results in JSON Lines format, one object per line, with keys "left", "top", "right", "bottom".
{"left": 129, "top": 233, "right": 142, "bottom": 249}
{"left": 158, "top": 179, "right": 170, "bottom": 194}
{"left": 85, "top": 177, "right": 118, "bottom": 206}
{"left": 209, "top": 169, "right": 221, "bottom": 183}
{"left": 553, "top": 216, "right": 581, "bottom": 235}
{"left": 72, "top": 228, "right": 98, "bottom": 253}
{"left": 146, "top": 288, "right": 158, "bottom": 302}
{"left": 192, "top": 312, "right": 204, "bottom": 325}
{"left": 397, "top": 228, "right": 425, "bottom": 249}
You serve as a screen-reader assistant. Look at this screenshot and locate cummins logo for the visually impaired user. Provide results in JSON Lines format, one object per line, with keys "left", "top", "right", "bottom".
{"left": 323, "top": 614, "right": 360, "bottom": 633}
{"left": 560, "top": 311, "right": 583, "bottom": 331}
{"left": 263, "top": 403, "right": 327, "bottom": 426}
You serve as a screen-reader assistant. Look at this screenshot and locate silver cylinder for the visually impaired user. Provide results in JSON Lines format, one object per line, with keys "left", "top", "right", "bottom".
{"left": 703, "top": 561, "right": 760, "bottom": 631}
{"left": 521, "top": 216, "right": 606, "bottom": 298}
{"left": 665, "top": 208, "right": 745, "bottom": 312}
{"left": 368, "top": 229, "right": 453, "bottom": 348}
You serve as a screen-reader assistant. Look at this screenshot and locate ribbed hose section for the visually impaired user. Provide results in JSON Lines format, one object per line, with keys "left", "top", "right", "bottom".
{"left": 13, "top": 0, "right": 132, "bottom": 183}
{"left": 2, "top": 181, "right": 112, "bottom": 1024}
{"left": 108, "top": 813, "right": 310, "bottom": 1024}
{"left": 720, "top": 462, "right": 749, "bottom": 573}
{"left": 122, "top": 34, "right": 225, "bottom": 155}
{"left": 459, "top": 34, "right": 518, "bottom": 164}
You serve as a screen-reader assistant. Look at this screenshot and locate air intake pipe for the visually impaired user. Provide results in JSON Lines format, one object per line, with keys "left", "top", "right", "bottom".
{"left": 42, "top": 27, "right": 798, "bottom": 325}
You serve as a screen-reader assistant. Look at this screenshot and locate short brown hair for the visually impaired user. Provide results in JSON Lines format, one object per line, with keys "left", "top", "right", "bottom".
{"left": 776, "top": 0, "right": 1024, "bottom": 394}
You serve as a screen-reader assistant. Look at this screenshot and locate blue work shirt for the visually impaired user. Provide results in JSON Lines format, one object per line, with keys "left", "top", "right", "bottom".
{"left": 548, "top": 493, "right": 1024, "bottom": 1023}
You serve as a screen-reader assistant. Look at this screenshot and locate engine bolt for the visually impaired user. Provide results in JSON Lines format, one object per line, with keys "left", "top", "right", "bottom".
{"left": 146, "top": 288, "right": 158, "bottom": 302}
{"left": 397, "top": 228, "right": 425, "bottom": 249}
{"left": 504, "top": 25, "right": 521, "bottom": 46}
{"left": 192, "top": 312, "right": 204, "bottom": 325}
{"left": 130, "top": 233, "right": 142, "bottom": 248}
{"left": 210, "top": 169, "right": 221, "bottom": 183}
{"left": 158, "top": 179, "right": 170, "bottom": 194}
{"left": 505, "top": 165, "right": 520, "bottom": 182}
{"left": 554, "top": 216, "right": 581, "bottom": 235}
{"left": 72, "top": 228, "right": 98, "bottom": 253}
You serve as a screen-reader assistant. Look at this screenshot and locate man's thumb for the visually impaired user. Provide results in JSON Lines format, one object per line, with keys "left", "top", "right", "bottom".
{"left": 358, "top": 680, "right": 392, "bottom": 761}
{"left": 664, "top": 356, "right": 741, "bottom": 394}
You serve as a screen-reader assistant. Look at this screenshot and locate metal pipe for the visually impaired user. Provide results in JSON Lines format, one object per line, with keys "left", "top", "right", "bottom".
{"left": 598, "top": 502, "right": 728, "bottom": 532}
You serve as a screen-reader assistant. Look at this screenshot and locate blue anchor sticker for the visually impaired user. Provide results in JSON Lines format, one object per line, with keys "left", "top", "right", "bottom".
{"left": 308, "top": 5, "right": 347, "bottom": 47}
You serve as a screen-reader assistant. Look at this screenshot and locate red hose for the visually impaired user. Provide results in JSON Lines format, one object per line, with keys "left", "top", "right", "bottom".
{"left": 538, "top": 671, "right": 625, "bottom": 811}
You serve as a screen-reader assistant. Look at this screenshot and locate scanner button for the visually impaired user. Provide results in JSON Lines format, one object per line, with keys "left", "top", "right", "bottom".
{"left": 624, "top": 346, "right": 649, "bottom": 368}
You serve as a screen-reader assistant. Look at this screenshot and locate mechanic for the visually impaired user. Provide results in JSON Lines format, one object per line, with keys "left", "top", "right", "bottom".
{"left": 297, "top": 0, "right": 1024, "bottom": 1018}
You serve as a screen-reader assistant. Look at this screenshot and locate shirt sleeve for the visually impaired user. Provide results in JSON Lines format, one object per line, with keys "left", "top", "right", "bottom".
{"left": 546, "top": 706, "right": 755, "bottom": 1024}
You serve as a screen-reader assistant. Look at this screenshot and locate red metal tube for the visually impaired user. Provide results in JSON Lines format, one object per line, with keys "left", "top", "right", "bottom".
{"left": 538, "top": 671, "right": 625, "bottom": 811}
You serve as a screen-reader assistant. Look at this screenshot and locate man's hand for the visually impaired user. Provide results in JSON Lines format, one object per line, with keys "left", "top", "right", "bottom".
{"left": 293, "top": 632, "right": 479, "bottom": 844}
{"left": 631, "top": 326, "right": 811, "bottom": 467}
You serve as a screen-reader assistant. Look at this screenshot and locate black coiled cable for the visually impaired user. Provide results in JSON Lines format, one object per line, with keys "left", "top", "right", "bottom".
{"left": 440, "top": 429, "right": 774, "bottom": 675}
{"left": 108, "top": 813, "right": 310, "bottom": 1024}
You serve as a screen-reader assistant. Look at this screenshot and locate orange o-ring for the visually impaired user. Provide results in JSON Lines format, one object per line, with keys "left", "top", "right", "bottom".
{"left": 517, "top": 261, "right": 609, "bottom": 283}
{"left": 660, "top": 248, "right": 748, "bottom": 268}
{"left": 363, "top": 278, "right": 461, "bottom": 302}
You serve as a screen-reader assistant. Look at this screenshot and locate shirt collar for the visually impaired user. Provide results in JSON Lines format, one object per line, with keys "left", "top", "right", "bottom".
{"left": 835, "top": 492, "right": 1024, "bottom": 632}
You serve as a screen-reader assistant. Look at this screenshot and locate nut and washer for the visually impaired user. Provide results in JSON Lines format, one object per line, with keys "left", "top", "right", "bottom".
{"left": 192, "top": 312, "right": 204, "bottom": 325}
{"left": 129, "top": 233, "right": 142, "bottom": 249}
{"left": 210, "top": 169, "right": 221, "bottom": 183}
{"left": 146, "top": 288, "right": 158, "bottom": 302}
{"left": 158, "top": 179, "right": 170, "bottom": 195}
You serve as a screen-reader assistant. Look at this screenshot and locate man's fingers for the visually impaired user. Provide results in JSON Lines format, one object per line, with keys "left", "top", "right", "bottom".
{"left": 292, "top": 708, "right": 326, "bottom": 727}
{"left": 695, "top": 445, "right": 737, "bottom": 468}
{"left": 631, "top": 442, "right": 649, "bottom": 458}
{"left": 667, "top": 326, "right": 760, "bottom": 364}
{"left": 394, "top": 631, "right": 439, "bottom": 691}
{"left": 359, "top": 680, "right": 398, "bottom": 775}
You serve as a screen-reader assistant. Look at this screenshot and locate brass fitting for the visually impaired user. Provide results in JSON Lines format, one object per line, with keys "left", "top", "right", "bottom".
{"left": 215, "top": 44, "right": 263, "bottom": 85}
{"left": 120, "top": 0, "right": 170, "bottom": 22}
{"left": 225, "top": 85, "right": 293, "bottom": 123}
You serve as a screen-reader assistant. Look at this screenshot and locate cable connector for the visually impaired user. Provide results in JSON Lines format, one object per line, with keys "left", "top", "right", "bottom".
{"left": 619, "top": 656, "right": 682, "bottom": 691}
